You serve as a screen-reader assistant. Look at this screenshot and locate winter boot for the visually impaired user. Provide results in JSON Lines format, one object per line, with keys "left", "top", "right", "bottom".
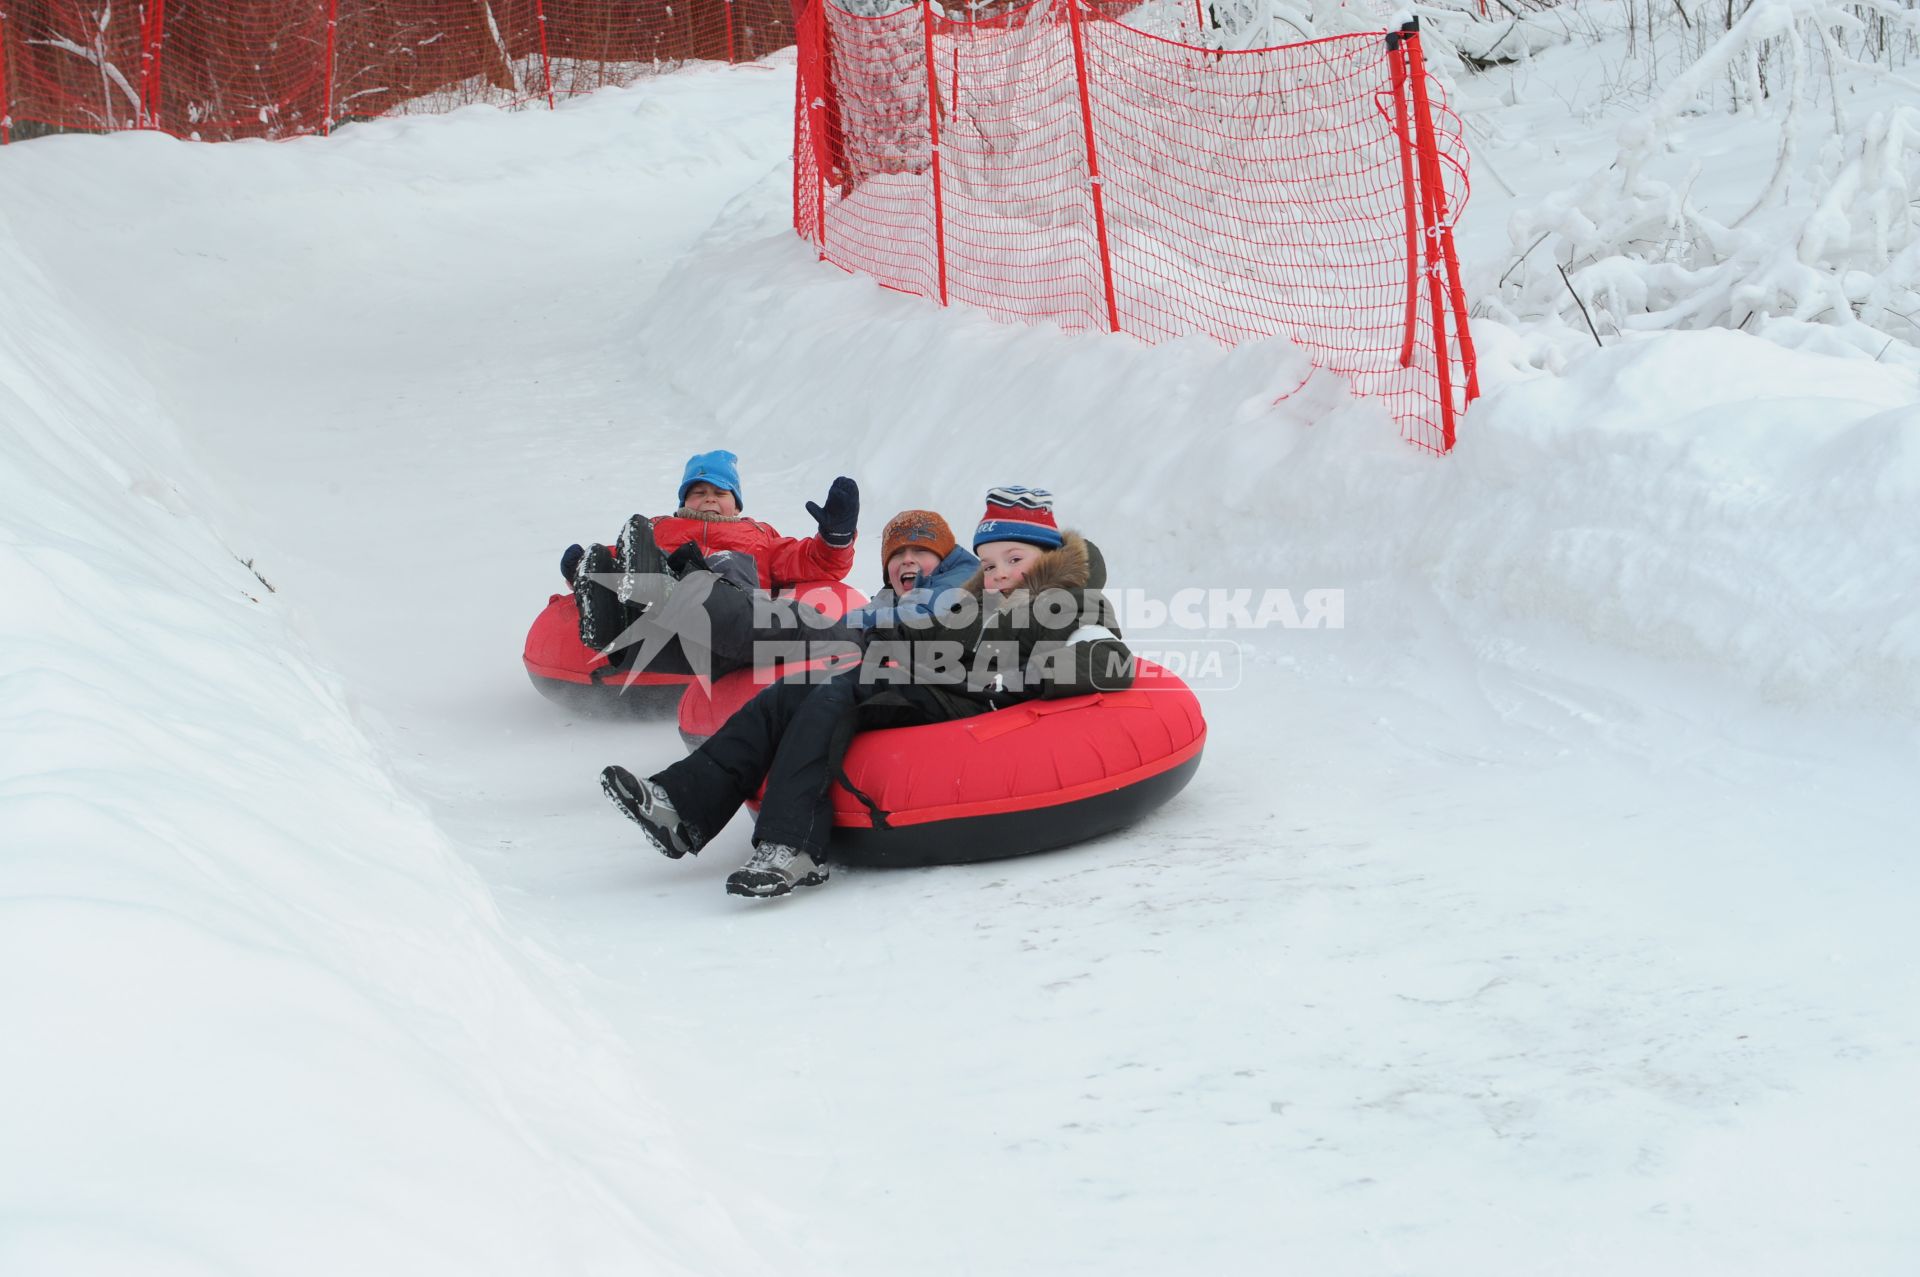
{"left": 575, "top": 543, "right": 629, "bottom": 652}
{"left": 725, "top": 842, "right": 829, "bottom": 898}
{"left": 600, "top": 765, "right": 704, "bottom": 858}
{"left": 616, "top": 514, "right": 672, "bottom": 615}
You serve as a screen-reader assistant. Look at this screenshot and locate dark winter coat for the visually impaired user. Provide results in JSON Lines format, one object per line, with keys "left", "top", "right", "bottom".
{"left": 859, "top": 530, "right": 1134, "bottom": 716}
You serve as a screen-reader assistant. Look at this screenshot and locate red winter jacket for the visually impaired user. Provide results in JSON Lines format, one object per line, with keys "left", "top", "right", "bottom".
{"left": 628, "top": 511, "right": 854, "bottom": 590}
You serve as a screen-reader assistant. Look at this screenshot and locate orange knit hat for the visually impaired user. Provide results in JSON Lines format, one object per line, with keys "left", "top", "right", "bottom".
{"left": 879, "top": 510, "right": 957, "bottom": 572}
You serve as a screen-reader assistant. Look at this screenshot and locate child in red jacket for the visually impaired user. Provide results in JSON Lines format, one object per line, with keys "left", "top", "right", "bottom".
{"left": 565, "top": 449, "right": 858, "bottom": 656}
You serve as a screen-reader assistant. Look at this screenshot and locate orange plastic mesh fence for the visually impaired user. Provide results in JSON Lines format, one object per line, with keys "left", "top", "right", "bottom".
{"left": 795, "top": 1, "right": 1477, "bottom": 450}
{"left": 0, "top": 0, "right": 793, "bottom": 140}
{"left": 0, "top": 1, "right": 1475, "bottom": 445}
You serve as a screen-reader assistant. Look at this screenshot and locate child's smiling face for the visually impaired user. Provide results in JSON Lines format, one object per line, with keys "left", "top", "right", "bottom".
{"left": 683, "top": 482, "right": 738, "bottom": 516}
{"left": 976, "top": 541, "right": 1041, "bottom": 593}
{"left": 886, "top": 546, "right": 942, "bottom": 594}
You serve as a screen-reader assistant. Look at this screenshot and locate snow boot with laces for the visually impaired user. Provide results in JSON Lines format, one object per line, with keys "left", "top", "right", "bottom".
{"left": 725, "top": 842, "right": 829, "bottom": 898}
{"left": 600, "top": 765, "right": 704, "bottom": 859}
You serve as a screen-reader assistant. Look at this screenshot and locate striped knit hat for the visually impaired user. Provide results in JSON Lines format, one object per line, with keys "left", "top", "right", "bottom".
{"left": 972, "top": 486, "right": 1063, "bottom": 551}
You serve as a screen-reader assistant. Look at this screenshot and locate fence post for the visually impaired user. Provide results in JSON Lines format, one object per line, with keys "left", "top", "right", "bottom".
{"left": 792, "top": 62, "right": 804, "bottom": 236}
{"left": 1403, "top": 19, "right": 1480, "bottom": 438}
{"left": 1407, "top": 25, "right": 1478, "bottom": 406}
{"left": 141, "top": 0, "right": 167, "bottom": 130}
{"left": 725, "top": 0, "right": 737, "bottom": 64}
{"left": 920, "top": 0, "right": 950, "bottom": 304}
{"left": 323, "top": 0, "right": 338, "bottom": 134}
{"left": 1399, "top": 25, "right": 1458, "bottom": 451}
{"left": 798, "top": 0, "right": 831, "bottom": 257}
{"left": 1, "top": 8, "right": 12, "bottom": 144}
{"left": 139, "top": 2, "right": 152, "bottom": 127}
{"left": 1063, "top": 0, "right": 1121, "bottom": 333}
{"left": 535, "top": 0, "right": 556, "bottom": 109}
{"left": 1386, "top": 31, "right": 1420, "bottom": 372}
{"left": 156, "top": 0, "right": 171, "bottom": 129}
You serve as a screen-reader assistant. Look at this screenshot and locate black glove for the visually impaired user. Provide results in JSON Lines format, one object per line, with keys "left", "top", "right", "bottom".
{"left": 560, "top": 542, "right": 585, "bottom": 584}
{"left": 804, "top": 476, "right": 859, "bottom": 548}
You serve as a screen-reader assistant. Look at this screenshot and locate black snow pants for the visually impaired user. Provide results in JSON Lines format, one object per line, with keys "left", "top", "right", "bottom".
{"left": 653, "top": 670, "right": 971, "bottom": 858}
{"left": 610, "top": 563, "right": 864, "bottom": 681}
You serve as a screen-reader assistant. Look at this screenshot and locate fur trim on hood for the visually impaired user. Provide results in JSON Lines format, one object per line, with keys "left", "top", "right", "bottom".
{"left": 672, "top": 507, "right": 748, "bottom": 523}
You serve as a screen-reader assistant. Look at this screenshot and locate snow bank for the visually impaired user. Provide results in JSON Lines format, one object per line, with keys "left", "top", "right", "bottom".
{"left": 2, "top": 53, "right": 1914, "bottom": 1276}
{"left": 646, "top": 178, "right": 1920, "bottom": 717}
{"left": 0, "top": 224, "right": 754, "bottom": 1274}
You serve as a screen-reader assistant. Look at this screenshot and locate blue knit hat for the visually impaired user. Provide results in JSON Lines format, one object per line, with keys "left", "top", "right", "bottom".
{"left": 973, "top": 486, "right": 1063, "bottom": 551}
{"left": 678, "top": 450, "right": 742, "bottom": 510}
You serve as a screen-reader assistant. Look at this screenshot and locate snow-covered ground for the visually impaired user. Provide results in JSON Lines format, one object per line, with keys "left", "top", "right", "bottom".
{"left": 4, "top": 29, "right": 1917, "bottom": 1277}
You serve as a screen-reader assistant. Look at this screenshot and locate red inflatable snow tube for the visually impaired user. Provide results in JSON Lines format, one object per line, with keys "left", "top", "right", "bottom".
{"left": 522, "top": 581, "right": 867, "bottom": 718}
{"left": 676, "top": 659, "right": 1206, "bottom": 867}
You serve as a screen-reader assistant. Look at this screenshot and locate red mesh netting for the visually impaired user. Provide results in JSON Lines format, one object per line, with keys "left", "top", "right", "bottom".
{"left": 795, "top": 1, "right": 1477, "bottom": 450}
{"left": 0, "top": 0, "right": 792, "bottom": 141}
